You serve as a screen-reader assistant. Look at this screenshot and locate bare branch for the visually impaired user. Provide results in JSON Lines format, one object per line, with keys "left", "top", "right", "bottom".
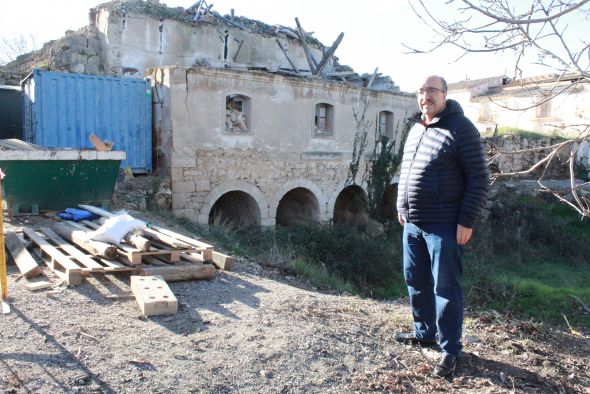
{"left": 461, "top": 0, "right": 590, "bottom": 25}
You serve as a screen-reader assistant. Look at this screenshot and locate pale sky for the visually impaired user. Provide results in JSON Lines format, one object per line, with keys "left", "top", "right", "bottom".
{"left": 1, "top": 0, "right": 585, "bottom": 92}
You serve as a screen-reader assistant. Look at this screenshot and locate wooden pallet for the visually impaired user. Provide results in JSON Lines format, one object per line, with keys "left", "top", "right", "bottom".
{"left": 23, "top": 227, "right": 135, "bottom": 285}
{"left": 74, "top": 219, "right": 211, "bottom": 265}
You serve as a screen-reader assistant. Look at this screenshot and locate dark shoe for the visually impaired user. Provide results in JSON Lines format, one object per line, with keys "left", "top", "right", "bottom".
{"left": 395, "top": 332, "right": 437, "bottom": 347}
{"left": 434, "top": 354, "right": 458, "bottom": 377}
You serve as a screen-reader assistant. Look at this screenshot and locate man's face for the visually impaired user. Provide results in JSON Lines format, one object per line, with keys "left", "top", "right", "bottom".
{"left": 417, "top": 76, "right": 447, "bottom": 120}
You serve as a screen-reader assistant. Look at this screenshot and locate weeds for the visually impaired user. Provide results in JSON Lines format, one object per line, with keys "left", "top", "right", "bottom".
{"left": 152, "top": 191, "right": 589, "bottom": 329}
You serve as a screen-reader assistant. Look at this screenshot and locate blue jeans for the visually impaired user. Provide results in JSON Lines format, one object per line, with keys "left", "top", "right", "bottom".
{"left": 402, "top": 222, "right": 464, "bottom": 356}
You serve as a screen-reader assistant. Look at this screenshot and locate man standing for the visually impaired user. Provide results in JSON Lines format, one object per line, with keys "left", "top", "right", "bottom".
{"left": 395, "top": 75, "right": 489, "bottom": 377}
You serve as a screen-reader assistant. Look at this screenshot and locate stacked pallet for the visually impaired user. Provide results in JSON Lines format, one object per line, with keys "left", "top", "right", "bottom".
{"left": 9, "top": 206, "right": 233, "bottom": 286}
{"left": 5, "top": 206, "right": 237, "bottom": 316}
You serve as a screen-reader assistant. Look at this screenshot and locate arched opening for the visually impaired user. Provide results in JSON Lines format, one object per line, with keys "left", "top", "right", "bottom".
{"left": 208, "top": 190, "right": 261, "bottom": 230}
{"left": 276, "top": 187, "right": 320, "bottom": 226}
{"left": 333, "top": 185, "right": 369, "bottom": 227}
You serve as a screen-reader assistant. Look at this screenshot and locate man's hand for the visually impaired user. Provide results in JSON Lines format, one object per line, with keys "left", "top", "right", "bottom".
{"left": 398, "top": 213, "right": 405, "bottom": 225}
{"left": 456, "top": 224, "right": 473, "bottom": 245}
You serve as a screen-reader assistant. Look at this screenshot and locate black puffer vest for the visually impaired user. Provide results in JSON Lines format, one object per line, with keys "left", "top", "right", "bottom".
{"left": 396, "top": 99, "right": 489, "bottom": 227}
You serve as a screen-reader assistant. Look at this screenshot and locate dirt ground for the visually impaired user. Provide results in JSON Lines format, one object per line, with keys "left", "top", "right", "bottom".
{"left": 1, "top": 212, "right": 589, "bottom": 393}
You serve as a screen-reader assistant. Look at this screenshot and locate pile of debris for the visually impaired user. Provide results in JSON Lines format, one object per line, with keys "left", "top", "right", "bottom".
{"left": 5, "top": 204, "right": 232, "bottom": 316}
{"left": 128, "top": 0, "right": 401, "bottom": 91}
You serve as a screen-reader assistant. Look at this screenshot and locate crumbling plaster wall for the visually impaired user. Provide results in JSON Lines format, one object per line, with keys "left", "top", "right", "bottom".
{"left": 94, "top": 6, "right": 323, "bottom": 78}
{"left": 152, "top": 66, "right": 417, "bottom": 225}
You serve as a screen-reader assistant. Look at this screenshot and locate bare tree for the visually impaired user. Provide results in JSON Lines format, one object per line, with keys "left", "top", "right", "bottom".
{"left": 0, "top": 33, "right": 37, "bottom": 65}
{"left": 406, "top": 0, "right": 590, "bottom": 217}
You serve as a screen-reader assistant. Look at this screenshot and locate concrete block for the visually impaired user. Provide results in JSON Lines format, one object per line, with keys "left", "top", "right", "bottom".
{"left": 171, "top": 193, "right": 189, "bottom": 210}
{"left": 172, "top": 180, "right": 195, "bottom": 193}
{"left": 170, "top": 155, "right": 196, "bottom": 168}
{"left": 170, "top": 168, "right": 184, "bottom": 178}
{"left": 130, "top": 275, "right": 177, "bottom": 316}
{"left": 87, "top": 55, "right": 101, "bottom": 66}
{"left": 173, "top": 209, "right": 197, "bottom": 219}
{"left": 86, "top": 64, "right": 100, "bottom": 75}
{"left": 70, "top": 63, "right": 86, "bottom": 74}
{"left": 194, "top": 179, "right": 211, "bottom": 191}
{"left": 82, "top": 48, "right": 98, "bottom": 57}
{"left": 87, "top": 39, "right": 101, "bottom": 51}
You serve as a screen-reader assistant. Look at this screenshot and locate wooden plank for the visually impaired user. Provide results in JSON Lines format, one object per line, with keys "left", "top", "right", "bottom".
{"left": 232, "top": 39, "right": 244, "bottom": 62}
{"left": 150, "top": 225, "right": 213, "bottom": 250}
{"left": 96, "top": 257, "right": 132, "bottom": 271}
{"left": 78, "top": 204, "right": 114, "bottom": 218}
{"left": 366, "top": 67, "right": 379, "bottom": 89}
{"left": 22, "top": 228, "right": 83, "bottom": 285}
{"left": 181, "top": 252, "right": 205, "bottom": 263}
{"left": 139, "top": 263, "right": 217, "bottom": 282}
{"left": 4, "top": 231, "right": 42, "bottom": 278}
{"left": 52, "top": 222, "right": 118, "bottom": 260}
{"left": 41, "top": 227, "right": 105, "bottom": 271}
{"left": 80, "top": 204, "right": 212, "bottom": 249}
{"left": 294, "top": 17, "right": 318, "bottom": 73}
{"left": 142, "top": 228, "right": 193, "bottom": 249}
{"left": 275, "top": 38, "right": 300, "bottom": 75}
{"left": 314, "top": 32, "right": 344, "bottom": 76}
{"left": 117, "top": 244, "right": 192, "bottom": 265}
{"left": 211, "top": 251, "right": 234, "bottom": 271}
{"left": 130, "top": 275, "right": 178, "bottom": 316}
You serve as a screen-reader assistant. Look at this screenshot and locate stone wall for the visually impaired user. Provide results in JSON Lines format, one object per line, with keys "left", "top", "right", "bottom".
{"left": 152, "top": 66, "right": 417, "bottom": 225}
{"left": 486, "top": 135, "right": 572, "bottom": 178}
{"left": 0, "top": 25, "right": 102, "bottom": 82}
{"left": 92, "top": 1, "right": 325, "bottom": 78}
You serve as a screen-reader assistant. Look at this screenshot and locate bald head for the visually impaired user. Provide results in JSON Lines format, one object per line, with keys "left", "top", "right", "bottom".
{"left": 417, "top": 75, "right": 448, "bottom": 123}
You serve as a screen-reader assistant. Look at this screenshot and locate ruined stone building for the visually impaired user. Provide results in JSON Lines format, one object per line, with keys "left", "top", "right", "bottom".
{"left": 1, "top": 0, "right": 417, "bottom": 226}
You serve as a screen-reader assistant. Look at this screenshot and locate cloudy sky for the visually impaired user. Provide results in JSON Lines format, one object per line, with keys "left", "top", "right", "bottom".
{"left": 1, "top": 0, "right": 586, "bottom": 91}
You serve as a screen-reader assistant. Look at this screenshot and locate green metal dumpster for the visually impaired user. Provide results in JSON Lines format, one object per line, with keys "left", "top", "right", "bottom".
{"left": 0, "top": 139, "right": 125, "bottom": 214}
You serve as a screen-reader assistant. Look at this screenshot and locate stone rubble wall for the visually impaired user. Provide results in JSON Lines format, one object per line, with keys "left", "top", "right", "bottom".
{"left": 486, "top": 135, "right": 571, "bottom": 178}
{"left": 169, "top": 149, "right": 351, "bottom": 224}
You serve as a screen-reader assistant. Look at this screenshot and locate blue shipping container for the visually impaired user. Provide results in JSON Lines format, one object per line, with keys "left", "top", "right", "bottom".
{"left": 22, "top": 69, "right": 152, "bottom": 172}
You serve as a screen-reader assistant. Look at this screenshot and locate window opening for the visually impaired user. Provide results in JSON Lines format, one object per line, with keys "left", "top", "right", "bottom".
{"left": 377, "top": 110, "right": 393, "bottom": 139}
{"left": 314, "top": 103, "right": 334, "bottom": 135}
{"left": 225, "top": 94, "right": 250, "bottom": 132}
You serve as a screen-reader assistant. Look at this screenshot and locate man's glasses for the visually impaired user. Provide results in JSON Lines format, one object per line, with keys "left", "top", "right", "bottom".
{"left": 416, "top": 87, "right": 446, "bottom": 96}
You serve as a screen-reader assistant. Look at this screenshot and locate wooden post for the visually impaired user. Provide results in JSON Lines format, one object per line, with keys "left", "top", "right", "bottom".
{"left": 52, "top": 222, "right": 118, "bottom": 260}
{"left": 314, "top": 32, "right": 344, "bottom": 76}
{"left": 366, "top": 67, "right": 379, "bottom": 89}
{"left": 275, "top": 39, "right": 300, "bottom": 75}
{"left": 0, "top": 177, "right": 8, "bottom": 300}
{"left": 232, "top": 39, "right": 244, "bottom": 62}
{"left": 294, "top": 17, "right": 318, "bottom": 73}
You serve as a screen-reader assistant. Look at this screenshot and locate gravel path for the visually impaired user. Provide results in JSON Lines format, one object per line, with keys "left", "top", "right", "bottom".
{"left": 1, "top": 215, "right": 589, "bottom": 393}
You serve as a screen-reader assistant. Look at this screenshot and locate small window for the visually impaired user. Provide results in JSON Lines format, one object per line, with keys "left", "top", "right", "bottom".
{"left": 536, "top": 98, "right": 551, "bottom": 118}
{"left": 378, "top": 110, "right": 394, "bottom": 139}
{"left": 314, "top": 103, "right": 334, "bottom": 135}
{"left": 225, "top": 94, "right": 251, "bottom": 132}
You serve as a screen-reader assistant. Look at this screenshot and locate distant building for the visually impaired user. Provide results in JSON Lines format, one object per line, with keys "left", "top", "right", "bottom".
{"left": 448, "top": 73, "right": 589, "bottom": 136}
